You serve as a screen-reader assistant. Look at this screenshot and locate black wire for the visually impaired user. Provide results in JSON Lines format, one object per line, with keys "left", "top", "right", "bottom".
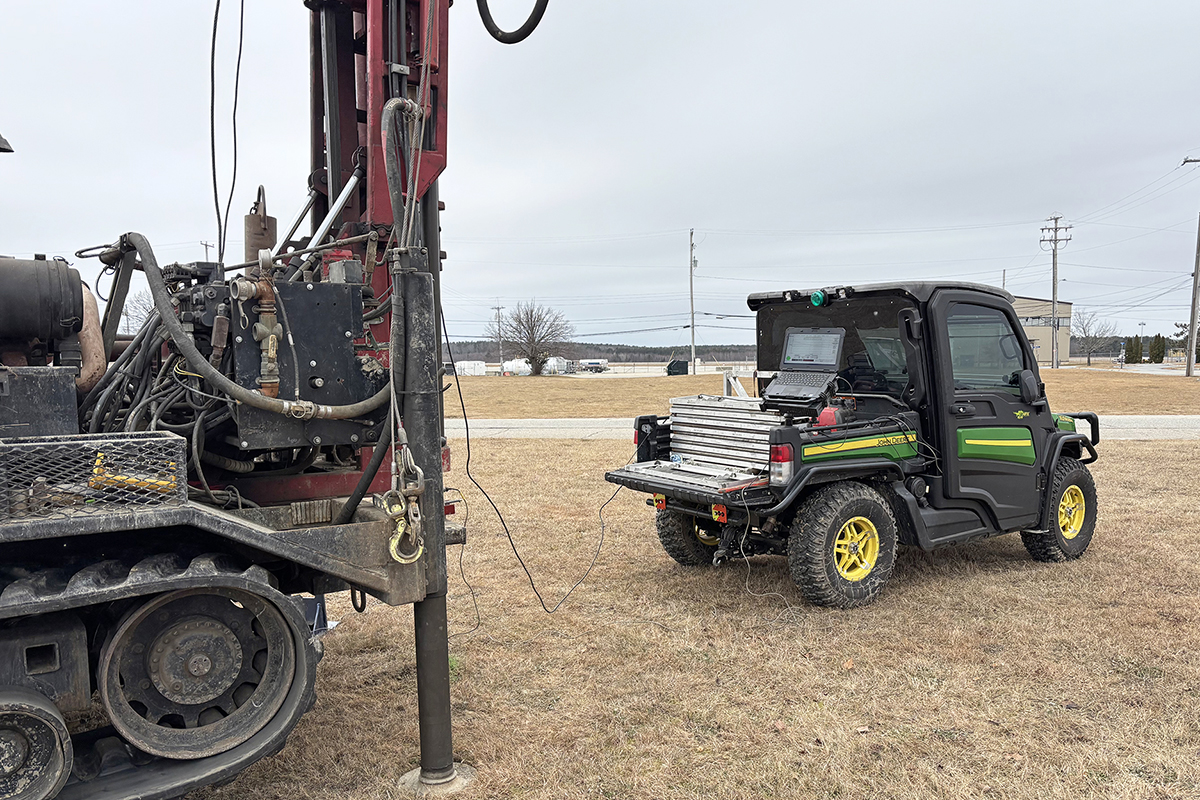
{"left": 444, "top": 487, "right": 481, "bottom": 640}
{"left": 442, "top": 314, "right": 612, "bottom": 614}
{"left": 219, "top": 0, "right": 246, "bottom": 264}
{"left": 351, "top": 587, "right": 367, "bottom": 613}
{"left": 209, "top": 0, "right": 224, "bottom": 259}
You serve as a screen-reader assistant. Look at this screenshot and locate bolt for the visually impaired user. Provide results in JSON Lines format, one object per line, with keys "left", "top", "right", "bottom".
{"left": 173, "top": 682, "right": 183, "bottom": 692}
{"left": 310, "top": 377, "right": 325, "bottom": 388}
{"left": 132, "top": 643, "right": 144, "bottom": 654}
{"left": 240, "top": 441, "right": 249, "bottom": 448}
{"left": 140, "top": 679, "right": 151, "bottom": 690}
{"left": 188, "top": 654, "right": 213, "bottom": 677}
{"left": 344, "top": 330, "right": 353, "bottom": 338}
{"left": 312, "top": 436, "right": 323, "bottom": 445}
{"left": 306, "top": 283, "right": 314, "bottom": 291}
{"left": 350, "top": 434, "right": 359, "bottom": 443}
{"left": 235, "top": 335, "right": 244, "bottom": 343}
{"left": 309, "top": 360, "right": 317, "bottom": 368}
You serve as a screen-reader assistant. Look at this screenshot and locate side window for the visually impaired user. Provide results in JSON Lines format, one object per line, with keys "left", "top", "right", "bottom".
{"left": 946, "top": 304, "right": 1025, "bottom": 394}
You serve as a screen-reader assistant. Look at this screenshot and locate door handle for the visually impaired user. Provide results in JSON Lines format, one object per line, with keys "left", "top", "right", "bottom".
{"left": 951, "top": 403, "right": 977, "bottom": 418}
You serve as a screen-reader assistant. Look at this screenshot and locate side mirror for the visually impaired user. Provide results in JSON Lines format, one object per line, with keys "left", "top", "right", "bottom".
{"left": 1018, "top": 369, "right": 1043, "bottom": 406}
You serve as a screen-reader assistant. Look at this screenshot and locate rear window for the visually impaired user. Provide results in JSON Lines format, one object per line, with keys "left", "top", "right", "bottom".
{"left": 756, "top": 295, "right": 916, "bottom": 398}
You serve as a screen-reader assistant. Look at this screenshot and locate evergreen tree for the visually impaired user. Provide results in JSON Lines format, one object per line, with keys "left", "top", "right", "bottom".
{"left": 1125, "top": 335, "right": 1143, "bottom": 363}
{"left": 1149, "top": 334, "right": 1165, "bottom": 363}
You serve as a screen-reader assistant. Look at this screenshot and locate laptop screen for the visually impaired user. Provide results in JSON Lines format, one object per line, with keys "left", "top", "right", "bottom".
{"left": 780, "top": 327, "right": 845, "bottom": 371}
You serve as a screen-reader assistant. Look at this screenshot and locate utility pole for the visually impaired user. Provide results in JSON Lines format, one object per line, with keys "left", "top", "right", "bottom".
{"left": 689, "top": 229, "right": 696, "bottom": 373}
{"left": 1040, "top": 215, "right": 1071, "bottom": 369}
{"left": 492, "top": 303, "right": 505, "bottom": 365}
{"left": 1181, "top": 159, "right": 1200, "bottom": 377}
{"left": 1185, "top": 211, "right": 1200, "bottom": 378}
{"left": 200, "top": 241, "right": 214, "bottom": 260}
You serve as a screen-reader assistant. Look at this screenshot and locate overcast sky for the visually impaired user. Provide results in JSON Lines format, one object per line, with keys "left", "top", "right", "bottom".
{"left": 4, "top": 1, "right": 1199, "bottom": 347}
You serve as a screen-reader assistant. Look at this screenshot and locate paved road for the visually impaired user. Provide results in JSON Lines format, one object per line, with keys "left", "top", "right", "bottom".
{"left": 445, "top": 415, "right": 1200, "bottom": 441}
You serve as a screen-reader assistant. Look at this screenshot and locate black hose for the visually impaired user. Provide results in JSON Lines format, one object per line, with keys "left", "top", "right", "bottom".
{"left": 332, "top": 422, "right": 393, "bottom": 525}
{"left": 476, "top": 0, "right": 549, "bottom": 44}
{"left": 127, "top": 232, "right": 388, "bottom": 420}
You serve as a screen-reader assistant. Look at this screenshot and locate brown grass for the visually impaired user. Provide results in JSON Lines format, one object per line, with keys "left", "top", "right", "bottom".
{"left": 200, "top": 438, "right": 1200, "bottom": 800}
{"left": 443, "top": 370, "right": 1200, "bottom": 419}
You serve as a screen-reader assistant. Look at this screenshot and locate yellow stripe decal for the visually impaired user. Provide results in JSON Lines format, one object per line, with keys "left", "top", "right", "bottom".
{"left": 963, "top": 439, "right": 1032, "bottom": 447}
{"left": 803, "top": 432, "right": 916, "bottom": 456}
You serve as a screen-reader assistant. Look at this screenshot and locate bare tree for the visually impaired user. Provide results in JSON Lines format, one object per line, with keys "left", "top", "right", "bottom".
{"left": 1072, "top": 309, "right": 1117, "bottom": 366}
{"left": 120, "top": 290, "right": 157, "bottom": 334}
{"left": 485, "top": 302, "right": 574, "bottom": 375}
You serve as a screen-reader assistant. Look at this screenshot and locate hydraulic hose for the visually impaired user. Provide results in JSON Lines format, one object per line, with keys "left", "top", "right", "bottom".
{"left": 332, "top": 422, "right": 395, "bottom": 526}
{"left": 477, "top": 0, "right": 549, "bottom": 44}
{"left": 127, "top": 232, "right": 389, "bottom": 421}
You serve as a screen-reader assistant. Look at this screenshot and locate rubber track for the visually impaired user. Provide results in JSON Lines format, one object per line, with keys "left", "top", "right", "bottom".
{"left": 0, "top": 553, "right": 321, "bottom": 800}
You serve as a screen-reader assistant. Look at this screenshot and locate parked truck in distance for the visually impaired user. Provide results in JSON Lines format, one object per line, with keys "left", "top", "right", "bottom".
{"left": 579, "top": 359, "right": 609, "bottom": 373}
{"left": 606, "top": 282, "right": 1100, "bottom": 608}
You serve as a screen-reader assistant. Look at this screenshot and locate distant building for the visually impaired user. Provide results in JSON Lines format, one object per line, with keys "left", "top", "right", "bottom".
{"left": 1012, "top": 296, "right": 1072, "bottom": 365}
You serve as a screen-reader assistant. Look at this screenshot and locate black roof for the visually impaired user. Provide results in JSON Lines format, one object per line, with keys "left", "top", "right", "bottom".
{"left": 746, "top": 281, "right": 1013, "bottom": 311}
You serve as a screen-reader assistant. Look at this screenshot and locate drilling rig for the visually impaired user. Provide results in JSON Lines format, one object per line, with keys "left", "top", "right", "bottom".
{"left": 0, "top": 2, "right": 549, "bottom": 798}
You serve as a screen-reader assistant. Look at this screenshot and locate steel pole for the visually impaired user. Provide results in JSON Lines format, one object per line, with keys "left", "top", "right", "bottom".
{"left": 403, "top": 266, "right": 454, "bottom": 784}
{"left": 1186, "top": 213, "right": 1200, "bottom": 377}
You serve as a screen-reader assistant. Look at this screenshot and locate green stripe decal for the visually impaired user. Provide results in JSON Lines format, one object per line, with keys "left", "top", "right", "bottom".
{"left": 801, "top": 432, "right": 918, "bottom": 463}
{"left": 957, "top": 427, "right": 1036, "bottom": 465}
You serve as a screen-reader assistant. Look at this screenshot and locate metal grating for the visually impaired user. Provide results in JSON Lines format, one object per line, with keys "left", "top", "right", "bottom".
{"left": 0, "top": 432, "right": 187, "bottom": 521}
{"left": 668, "top": 395, "right": 785, "bottom": 472}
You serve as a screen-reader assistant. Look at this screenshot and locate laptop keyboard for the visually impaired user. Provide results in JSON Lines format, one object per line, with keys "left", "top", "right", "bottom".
{"left": 773, "top": 371, "right": 831, "bottom": 387}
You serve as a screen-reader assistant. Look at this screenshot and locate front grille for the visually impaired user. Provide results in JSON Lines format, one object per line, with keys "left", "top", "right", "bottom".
{"left": 0, "top": 432, "right": 188, "bottom": 522}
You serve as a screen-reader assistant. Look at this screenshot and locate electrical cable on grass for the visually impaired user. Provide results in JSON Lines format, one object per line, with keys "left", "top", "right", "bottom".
{"left": 444, "top": 486, "right": 482, "bottom": 639}
{"left": 442, "top": 315, "right": 617, "bottom": 614}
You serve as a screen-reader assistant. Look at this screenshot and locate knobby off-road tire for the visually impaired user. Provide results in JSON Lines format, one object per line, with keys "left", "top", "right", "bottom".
{"left": 656, "top": 509, "right": 719, "bottom": 567}
{"left": 787, "top": 481, "right": 898, "bottom": 608}
{"left": 1021, "top": 457, "right": 1097, "bottom": 562}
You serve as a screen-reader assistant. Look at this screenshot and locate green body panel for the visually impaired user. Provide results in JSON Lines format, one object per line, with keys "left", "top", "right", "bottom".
{"left": 800, "top": 431, "right": 919, "bottom": 463}
{"left": 1052, "top": 413, "right": 1076, "bottom": 432}
{"left": 956, "top": 426, "right": 1036, "bottom": 466}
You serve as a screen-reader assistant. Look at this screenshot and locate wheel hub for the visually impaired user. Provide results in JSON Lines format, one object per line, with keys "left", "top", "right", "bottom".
{"left": 833, "top": 516, "right": 879, "bottom": 582}
{"left": 1058, "top": 485, "right": 1086, "bottom": 539}
{"left": 0, "top": 729, "right": 29, "bottom": 778}
{"left": 0, "top": 688, "right": 72, "bottom": 800}
{"left": 148, "top": 617, "right": 243, "bottom": 705}
{"left": 99, "top": 587, "right": 296, "bottom": 759}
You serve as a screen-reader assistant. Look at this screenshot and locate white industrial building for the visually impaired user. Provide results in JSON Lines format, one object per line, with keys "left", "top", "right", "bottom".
{"left": 1012, "top": 296, "right": 1072, "bottom": 365}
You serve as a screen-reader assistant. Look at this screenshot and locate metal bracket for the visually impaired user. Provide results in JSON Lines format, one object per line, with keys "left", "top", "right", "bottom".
{"left": 387, "top": 62, "right": 411, "bottom": 76}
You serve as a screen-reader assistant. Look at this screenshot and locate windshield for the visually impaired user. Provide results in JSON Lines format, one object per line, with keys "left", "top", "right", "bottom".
{"left": 756, "top": 294, "right": 917, "bottom": 398}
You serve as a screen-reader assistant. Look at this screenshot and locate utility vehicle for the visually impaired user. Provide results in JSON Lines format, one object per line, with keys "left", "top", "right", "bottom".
{"left": 606, "top": 282, "right": 1100, "bottom": 608}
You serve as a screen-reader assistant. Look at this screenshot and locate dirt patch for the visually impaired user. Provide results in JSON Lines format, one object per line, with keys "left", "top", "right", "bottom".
{"left": 443, "top": 370, "right": 1200, "bottom": 419}
{"left": 198, "top": 438, "right": 1200, "bottom": 800}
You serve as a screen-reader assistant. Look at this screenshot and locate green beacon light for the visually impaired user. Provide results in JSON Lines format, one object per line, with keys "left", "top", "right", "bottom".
{"left": 810, "top": 289, "right": 827, "bottom": 307}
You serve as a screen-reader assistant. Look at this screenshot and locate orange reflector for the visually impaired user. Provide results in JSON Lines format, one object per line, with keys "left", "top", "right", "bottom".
{"left": 712, "top": 504, "right": 727, "bottom": 524}
{"left": 653, "top": 493, "right": 666, "bottom": 510}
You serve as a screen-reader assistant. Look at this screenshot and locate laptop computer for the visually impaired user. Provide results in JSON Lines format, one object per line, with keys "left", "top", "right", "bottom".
{"left": 764, "top": 327, "right": 846, "bottom": 401}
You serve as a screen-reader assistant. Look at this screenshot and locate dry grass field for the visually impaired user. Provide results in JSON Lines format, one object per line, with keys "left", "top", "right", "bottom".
{"left": 443, "top": 370, "right": 1200, "bottom": 419}
{"left": 200, "top": 438, "right": 1200, "bottom": 800}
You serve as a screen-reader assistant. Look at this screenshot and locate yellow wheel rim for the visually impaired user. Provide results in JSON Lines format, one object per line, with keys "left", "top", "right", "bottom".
{"left": 833, "top": 516, "right": 879, "bottom": 582}
{"left": 695, "top": 525, "right": 720, "bottom": 546}
{"left": 1058, "top": 485, "right": 1086, "bottom": 540}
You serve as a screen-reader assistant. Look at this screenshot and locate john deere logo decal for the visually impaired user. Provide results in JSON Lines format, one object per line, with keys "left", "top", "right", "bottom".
{"left": 1014, "top": 410, "right": 1030, "bottom": 419}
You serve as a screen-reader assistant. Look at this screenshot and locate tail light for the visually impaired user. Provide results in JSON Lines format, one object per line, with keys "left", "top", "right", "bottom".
{"left": 769, "top": 443, "right": 794, "bottom": 485}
